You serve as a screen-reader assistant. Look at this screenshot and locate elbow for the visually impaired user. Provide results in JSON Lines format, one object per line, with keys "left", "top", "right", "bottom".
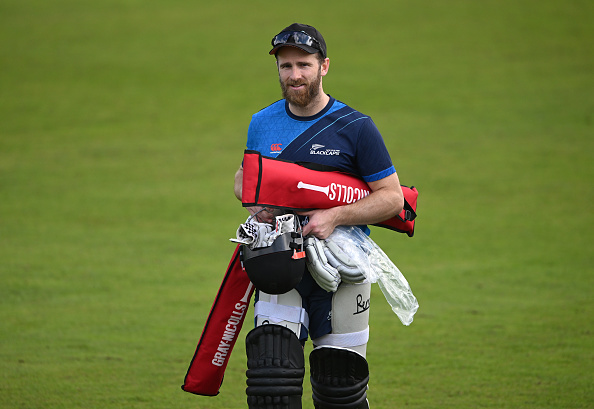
{"left": 387, "top": 187, "right": 404, "bottom": 218}
{"left": 372, "top": 184, "right": 404, "bottom": 221}
{"left": 377, "top": 188, "right": 404, "bottom": 221}
{"left": 393, "top": 190, "right": 405, "bottom": 216}
{"left": 234, "top": 184, "right": 242, "bottom": 201}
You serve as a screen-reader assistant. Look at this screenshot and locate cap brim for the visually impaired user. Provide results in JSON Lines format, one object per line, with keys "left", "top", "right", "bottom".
{"left": 269, "top": 43, "right": 319, "bottom": 56}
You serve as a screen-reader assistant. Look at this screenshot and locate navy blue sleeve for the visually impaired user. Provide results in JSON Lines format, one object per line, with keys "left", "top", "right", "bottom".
{"left": 355, "top": 118, "right": 396, "bottom": 182}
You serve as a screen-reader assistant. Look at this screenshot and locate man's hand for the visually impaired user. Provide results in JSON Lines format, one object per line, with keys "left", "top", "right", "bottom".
{"left": 246, "top": 206, "right": 280, "bottom": 224}
{"left": 298, "top": 207, "right": 340, "bottom": 239}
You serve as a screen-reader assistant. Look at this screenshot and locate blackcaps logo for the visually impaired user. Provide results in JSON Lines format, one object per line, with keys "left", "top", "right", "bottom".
{"left": 310, "top": 144, "right": 340, "bottom": 156}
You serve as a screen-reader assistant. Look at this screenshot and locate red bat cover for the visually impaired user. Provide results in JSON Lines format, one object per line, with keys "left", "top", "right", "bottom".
{"left": 242, "top": 150, "right": 418, "bottom": 237}
{"left": 182, "top": 245, "right": 254, "bottom": 396}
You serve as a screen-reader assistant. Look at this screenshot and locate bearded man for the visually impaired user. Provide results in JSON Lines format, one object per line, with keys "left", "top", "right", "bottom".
{"left": 233, "top": 23, "right": 404, "bottom": 409}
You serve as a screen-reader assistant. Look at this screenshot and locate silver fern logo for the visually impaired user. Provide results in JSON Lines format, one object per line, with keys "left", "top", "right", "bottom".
{"left": 310, "top": 144, "right": 340, "bottom": 156}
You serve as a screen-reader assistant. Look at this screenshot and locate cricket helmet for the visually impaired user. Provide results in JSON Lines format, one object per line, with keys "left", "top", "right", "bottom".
{"left": 242, "top": 231, "right": 305, "bottom": 294}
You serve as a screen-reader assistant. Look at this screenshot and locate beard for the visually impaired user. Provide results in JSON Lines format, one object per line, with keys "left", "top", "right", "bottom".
{"left": 280, "top": 69, "right": 322, "bottom": 108}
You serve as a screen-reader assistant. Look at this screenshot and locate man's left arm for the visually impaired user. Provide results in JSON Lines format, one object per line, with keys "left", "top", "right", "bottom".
{"left": 298, "top": 172, "right": 404, "bottom": 239}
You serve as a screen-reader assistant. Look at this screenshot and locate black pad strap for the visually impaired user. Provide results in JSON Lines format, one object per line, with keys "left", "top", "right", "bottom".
{"left": 246, "top": 324, "right": 305, "bottom": 409}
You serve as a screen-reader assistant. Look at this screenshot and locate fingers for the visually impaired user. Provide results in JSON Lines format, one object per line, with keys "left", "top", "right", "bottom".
{"left": 303, "top": 224, "right": 331, "bottom": 240}
{"left": 301, "top": 222, "right": 313, "bottom": 237}
{"left": 299, "top": 209, "right": 335, "bottom": 239}
{"left": 246, "top": 206, "right": 280, "bottom": 224}
{"left": 258, "top": 210, "right": 275, "bottom": 224}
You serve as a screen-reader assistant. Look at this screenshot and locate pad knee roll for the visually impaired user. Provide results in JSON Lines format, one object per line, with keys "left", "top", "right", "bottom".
{"left": 246, "top": 324, "right": 305, "bottom": 409}
{"left": 310, "top": 347, "right": 369, "bottom": 409}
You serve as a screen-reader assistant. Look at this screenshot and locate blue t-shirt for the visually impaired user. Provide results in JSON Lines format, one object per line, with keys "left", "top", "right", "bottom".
{"left": 246, "top": 96, "right": 395, "bottom": 182}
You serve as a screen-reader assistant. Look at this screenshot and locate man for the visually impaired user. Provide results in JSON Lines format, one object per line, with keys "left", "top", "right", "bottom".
{"left": 234, "top": 23, "right": 404, "bottom": 409}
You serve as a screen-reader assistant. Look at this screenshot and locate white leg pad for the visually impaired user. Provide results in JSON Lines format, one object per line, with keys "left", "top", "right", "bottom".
{"left": 255, "top": 289, "right": 308, "bottom": 337}
{"left": 312, "top": 282, "right": 371, "bottom": 357}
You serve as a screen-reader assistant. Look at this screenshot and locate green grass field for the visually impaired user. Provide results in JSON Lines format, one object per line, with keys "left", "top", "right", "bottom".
{"left": 1, "top": 1, "right": 592, "bottom": 408}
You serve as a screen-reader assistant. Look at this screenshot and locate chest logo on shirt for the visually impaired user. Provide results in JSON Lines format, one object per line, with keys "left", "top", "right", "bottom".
{"left": 310, "top": 144, "right": 340, "bottom": 156}
{"left": 270, "top": 143, "right": 283, "bottom": 153}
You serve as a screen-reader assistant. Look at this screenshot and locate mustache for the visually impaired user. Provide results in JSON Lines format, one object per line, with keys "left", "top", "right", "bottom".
{"left": 284, "top": 79, "right": 307, "bottom": 87}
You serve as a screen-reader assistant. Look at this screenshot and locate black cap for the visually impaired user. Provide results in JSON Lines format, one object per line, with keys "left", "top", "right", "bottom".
{"left": 269, "top": 23, "right": 327, "bottom": 58}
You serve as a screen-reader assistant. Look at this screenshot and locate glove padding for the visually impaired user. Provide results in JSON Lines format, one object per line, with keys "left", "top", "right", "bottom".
{"left": 304, "top": 236, "right": 341, "bottom": 292}
{"left": 304, "top": 236, "right": 366, "bottom": 292}
{"left": 323, "top": 240, "right": 366, "bottom": 283}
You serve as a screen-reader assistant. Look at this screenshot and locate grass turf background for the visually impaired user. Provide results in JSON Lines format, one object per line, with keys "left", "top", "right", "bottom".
{"left": 1, "top": 0, "right": 592, "bottom": 408}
